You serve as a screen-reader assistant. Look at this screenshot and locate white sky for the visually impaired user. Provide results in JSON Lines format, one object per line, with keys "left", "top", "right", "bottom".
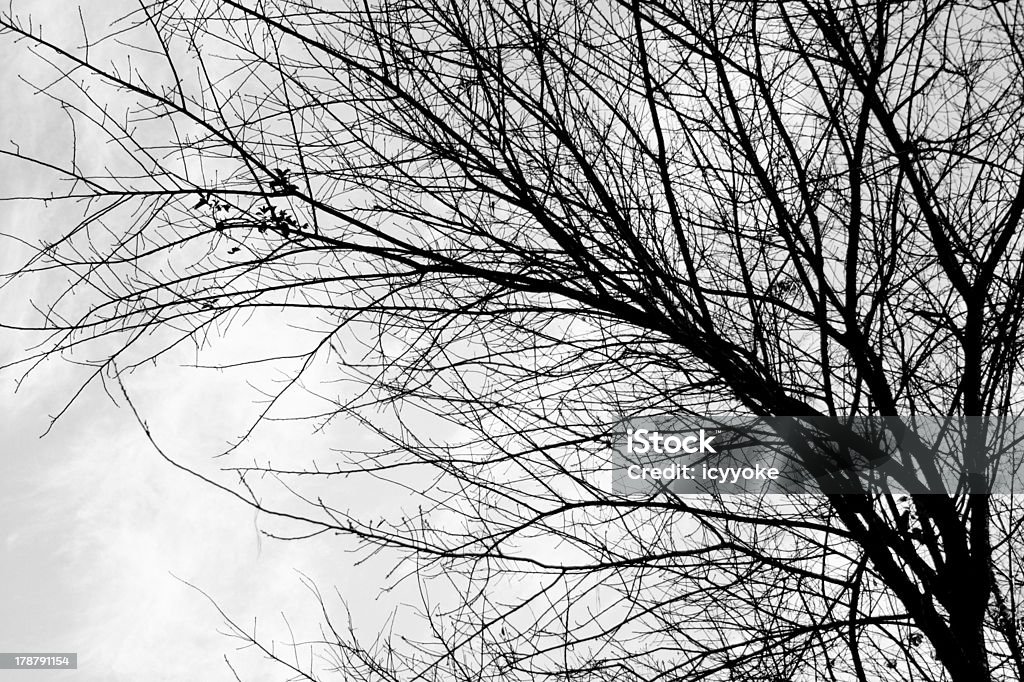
{"left": 0, "top": 226, "right": 418, "bottom": 682}
{"left": 0, "top": 5, "right": 424, "bottom": 679}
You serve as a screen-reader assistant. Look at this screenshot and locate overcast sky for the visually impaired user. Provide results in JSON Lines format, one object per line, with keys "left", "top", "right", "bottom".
{"left": 0, "top": 216, "right": 411, "bottom": 682}
{"left": 0, "top": 5, "right": 421, "bottom": 678}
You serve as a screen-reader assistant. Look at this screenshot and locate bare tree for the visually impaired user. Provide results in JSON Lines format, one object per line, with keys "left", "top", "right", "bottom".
{"left": 3, "top": 0, "right": 1024, "bottom": 680}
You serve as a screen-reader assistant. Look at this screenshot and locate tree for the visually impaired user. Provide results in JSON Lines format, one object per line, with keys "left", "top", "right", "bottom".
{"left": 3, "top": 0, "right": 1024, "bottom": 680}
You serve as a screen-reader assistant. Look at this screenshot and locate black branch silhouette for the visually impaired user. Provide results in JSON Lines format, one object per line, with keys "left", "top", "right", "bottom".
{"left": 3, "top": 0, "right": 1024, "bottom": 680}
